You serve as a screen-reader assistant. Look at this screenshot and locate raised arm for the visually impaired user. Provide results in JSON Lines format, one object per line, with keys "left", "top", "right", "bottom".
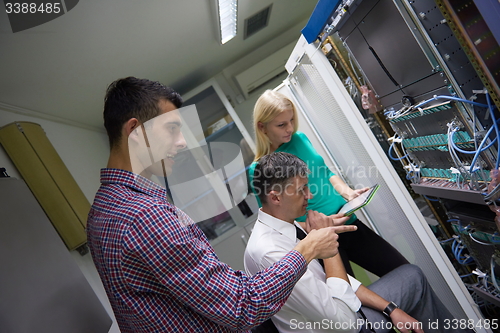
{"left": 329, "top": 175, "right": 370, "bottom": 201}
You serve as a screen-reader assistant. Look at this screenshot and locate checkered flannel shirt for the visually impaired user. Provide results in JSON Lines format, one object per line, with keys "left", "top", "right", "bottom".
{"left": 87, "top": 168, "right": 307, "bottom": 332}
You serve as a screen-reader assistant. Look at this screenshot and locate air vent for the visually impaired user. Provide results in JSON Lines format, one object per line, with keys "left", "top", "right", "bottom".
{"left": 244, "top": 4, "right": 272, "bottom": 39}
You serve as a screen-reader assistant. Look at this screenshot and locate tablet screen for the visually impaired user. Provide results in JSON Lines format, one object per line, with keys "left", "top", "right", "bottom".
{"left": 338, "top": 184, "right": 379, "bottom": 215}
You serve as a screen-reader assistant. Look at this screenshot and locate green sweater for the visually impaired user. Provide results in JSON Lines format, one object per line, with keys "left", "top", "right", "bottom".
{"left": 248, "top": 131, "right": 356, "bottom": 224}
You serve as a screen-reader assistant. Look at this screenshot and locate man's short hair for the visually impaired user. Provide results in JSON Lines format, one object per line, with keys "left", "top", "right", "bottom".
{"left": 103, "top": 76, "right": 183, "bottom": 148}
{"left": 253, "top": 152, "right": 310, "bottom": 204}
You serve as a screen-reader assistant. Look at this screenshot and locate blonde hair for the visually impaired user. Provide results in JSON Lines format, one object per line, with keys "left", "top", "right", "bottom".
{"left": 253, "top": 90, "right": 299, "bottom": 161}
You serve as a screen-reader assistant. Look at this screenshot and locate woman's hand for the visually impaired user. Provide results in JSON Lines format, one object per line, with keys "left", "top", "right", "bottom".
{"left": 346, "top": 187, "right": 370, "bottom": 201}
{"left": 330, "top": 176, "right": 370, "bottom": 201}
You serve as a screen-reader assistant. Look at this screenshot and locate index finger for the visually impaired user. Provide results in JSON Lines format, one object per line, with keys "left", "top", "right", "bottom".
{"left": 330, "top": 225, "right": 357, "bottom": 234}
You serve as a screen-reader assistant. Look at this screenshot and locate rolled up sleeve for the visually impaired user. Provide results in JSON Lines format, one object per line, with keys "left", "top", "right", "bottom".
{"left": 326, "top": 277, "right": 362, "bottom": 312}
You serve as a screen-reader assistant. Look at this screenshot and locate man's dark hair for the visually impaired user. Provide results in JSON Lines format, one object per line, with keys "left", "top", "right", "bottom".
{"left": 103, "top": 76, "right": 183, "bottom": 148}
{"left": 253, "top": 152, "right": 310, "bottom": 204}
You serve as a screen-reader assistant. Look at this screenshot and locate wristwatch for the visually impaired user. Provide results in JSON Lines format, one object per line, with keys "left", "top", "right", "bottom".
{"left": 382, "top": 301, "right": 399, "bottom": 317}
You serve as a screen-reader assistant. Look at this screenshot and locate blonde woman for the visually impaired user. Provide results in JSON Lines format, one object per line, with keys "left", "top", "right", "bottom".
{"left": 249, "top": 90, "right": 408, "bottom": 277}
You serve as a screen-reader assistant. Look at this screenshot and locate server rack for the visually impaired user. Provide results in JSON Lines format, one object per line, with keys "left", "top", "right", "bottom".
{"left": 277, "top": 0, "right": 500, "bottom": 329}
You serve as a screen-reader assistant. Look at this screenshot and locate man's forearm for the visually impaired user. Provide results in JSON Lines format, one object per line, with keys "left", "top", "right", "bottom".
{"left": 355, "top": 285, "right": 389, "bottom": 311}
{"left": 323, "top": 254, "right": 349, "bottom": 283}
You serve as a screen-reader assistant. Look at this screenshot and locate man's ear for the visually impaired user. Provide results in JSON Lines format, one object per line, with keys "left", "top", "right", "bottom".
{"left": 257, "top": 121, "right": 266, "bottom": 134}
{"left": 124, "top": 118, "right": 140, "bottom": 141}
{"left": 268, "top": 190, "right": 281, "bottom": 206}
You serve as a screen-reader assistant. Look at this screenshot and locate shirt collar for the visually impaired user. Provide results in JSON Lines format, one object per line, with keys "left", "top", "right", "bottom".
{"left": 257, "top": 209, "right": 301, "bottom": 242}
{"left": 100, "top": 168, "right": 167, "bottom": 199}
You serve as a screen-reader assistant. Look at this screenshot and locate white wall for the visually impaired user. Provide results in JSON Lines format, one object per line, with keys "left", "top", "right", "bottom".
{"left": 0, "top": 107, "right": 121, "bottom": 333}
{"left": 213, "top": 19, "right": 306, "bottom": 140}
{"left": 232, "top": 71, "right": 289, "bottom": 141}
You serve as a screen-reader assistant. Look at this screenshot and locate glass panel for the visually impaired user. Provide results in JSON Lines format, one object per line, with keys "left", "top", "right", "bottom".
{"left": 196, "top": 211, "right": 235, "bottom": 241}
{"left": 182, "top": 86, "right": 257, "bottom": 239}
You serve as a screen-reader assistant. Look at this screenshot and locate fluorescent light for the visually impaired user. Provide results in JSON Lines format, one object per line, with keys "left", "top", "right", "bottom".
{"left": 217, "top": 0, "right": 238, "bottom": 44}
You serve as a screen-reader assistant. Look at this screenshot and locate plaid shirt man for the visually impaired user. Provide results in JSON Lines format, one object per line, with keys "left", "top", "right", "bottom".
{"left": 87, "top": 168, "right": 307, "bottom": 333}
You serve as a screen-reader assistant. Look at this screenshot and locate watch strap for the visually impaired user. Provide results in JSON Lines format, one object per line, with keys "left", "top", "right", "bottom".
{"left": 382, "top": 301, "right": 399, "bottom": 317}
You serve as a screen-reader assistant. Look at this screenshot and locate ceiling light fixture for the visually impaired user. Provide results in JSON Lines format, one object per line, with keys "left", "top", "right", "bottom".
{"left": 217, "top": 0, "right": 238, "bottom": 44}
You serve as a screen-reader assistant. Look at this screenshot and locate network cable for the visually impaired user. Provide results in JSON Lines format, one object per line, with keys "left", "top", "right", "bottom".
{"left": 384, "top": 94, "right": 494, "bottom": 120}
{"left": 424, "top": 195, "right": 439, "bottom": 202}
{"left": 490, "top": 256, "right": 500, "bottom": 293}
{"left": 451, "top": 238, "right": 474, "bottom": 265}
{"left": 468, "top": 232, "right": 496, "bottom": 246}
{"left": 486, "top": 93, "right": 500, "bottom": 169}
{"left": 467, "top": 229, "right": 500, "bottom": 246}
{"left": 453, "top": 239, "right": 474, "bottom": 265}
{"left": 388, "top": 134, "right": 422, "bottom": 183}
{"left": 414, "top": 95, "right": 493, "bottom": 110}
{"left": 388, "top": 141, "right": 408, "bottom": 161}
{"left": 447, "top": 122, "right": 470, "bottom": 189}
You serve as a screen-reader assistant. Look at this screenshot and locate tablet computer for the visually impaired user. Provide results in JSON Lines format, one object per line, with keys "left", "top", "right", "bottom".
{"left": 338, "top": 184, "right": 380, "bottom": 216}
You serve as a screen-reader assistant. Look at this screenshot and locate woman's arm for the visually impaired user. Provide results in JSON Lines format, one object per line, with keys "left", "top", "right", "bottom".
{"left": 329, "top": 175, "right": 369, "bottom": 201}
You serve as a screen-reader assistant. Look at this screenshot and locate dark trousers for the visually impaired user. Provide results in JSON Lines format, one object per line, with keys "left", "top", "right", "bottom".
{"left": 363, "top": 264, "right": 473, "bottom": 333}
{"left": 339, "top": 219, "right": 409, "bottom": 277}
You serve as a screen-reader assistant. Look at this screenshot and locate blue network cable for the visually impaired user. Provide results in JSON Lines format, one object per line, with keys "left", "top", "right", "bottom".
{"left": 424, "top": 195, "right": 439, "bottom": 202}
{"left": 492, "top": 233, "right": 500, "bottom": 244}
{"left": 388, "top": 142, "right": 408, "bottom": 161}
{"left": 460, "top": 273, "right": 474, "bottom": 278}
{"left": 419, "top": 94, "right": 500, "bottom": 170}
{"left": 470, "top": 128, "right": 498, "bottom": 175}
{"left": 486, "top": 93, "right": 500, "bottom": 169}
{"left": 414, "top": 95, "right": 492, "bottom": 109}
{"left": 449, "top": 121, "right": 498, "bottom": 155}
{"left": 451, "top": 238, "right": 474, "bottom": 265}
{"left": 439, "top": 237, "right": 455, "bottom": 244}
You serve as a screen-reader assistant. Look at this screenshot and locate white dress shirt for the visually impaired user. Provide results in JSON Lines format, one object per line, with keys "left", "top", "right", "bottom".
{"left": 244, "top": 209, "right": 362, "bottom": 333}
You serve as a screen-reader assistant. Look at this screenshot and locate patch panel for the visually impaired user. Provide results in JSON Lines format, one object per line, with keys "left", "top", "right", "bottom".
{"left": 420, "top": 168, "right": 491, "bottom": 181}
{"left": 389, "top": 101, "right": 453, "bottom": 122}
{"left": 403, "top": 131, "right": 472, "bottom": 151}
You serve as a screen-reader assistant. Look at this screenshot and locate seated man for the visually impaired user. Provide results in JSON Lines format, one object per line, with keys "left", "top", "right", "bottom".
{"left": 245, "top": 152, "right": 470, "bottom": 333}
